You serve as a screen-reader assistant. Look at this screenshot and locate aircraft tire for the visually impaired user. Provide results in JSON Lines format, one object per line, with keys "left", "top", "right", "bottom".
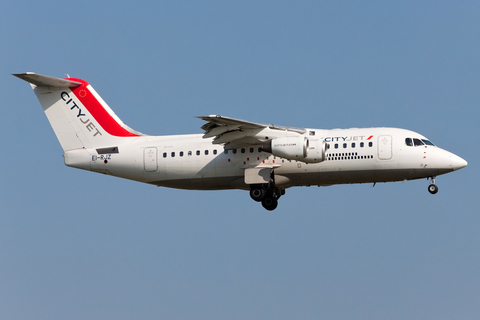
{"left": 261, "top": 197, "right": 278, "bottom": 211}
{"left": 250, "top": 187, "right": 266, "bottom": 202}
{"left": 428, "top": 184, "right": 438, "bottom": 194}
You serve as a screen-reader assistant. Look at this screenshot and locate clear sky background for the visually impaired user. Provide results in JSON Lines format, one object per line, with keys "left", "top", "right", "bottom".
{"left": 1, "top": 1, "right": 479, "bottom": 319}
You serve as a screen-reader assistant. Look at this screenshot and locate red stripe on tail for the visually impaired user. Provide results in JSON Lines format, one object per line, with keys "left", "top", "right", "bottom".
{"left": 68, "top": 78, "right": 140, "bottom": 137}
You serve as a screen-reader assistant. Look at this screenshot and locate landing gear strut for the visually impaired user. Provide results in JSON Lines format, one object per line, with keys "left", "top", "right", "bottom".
{"left": 428, "top": 176, "right": 438, "bottom": 194}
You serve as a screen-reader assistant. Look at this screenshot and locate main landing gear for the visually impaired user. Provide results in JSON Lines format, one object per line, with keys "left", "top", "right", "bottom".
{"left": 250, "top": 183, "right": 285, "bottom": 211}
{"left": 428, "top": 176, "right": 438, "bottom": 194}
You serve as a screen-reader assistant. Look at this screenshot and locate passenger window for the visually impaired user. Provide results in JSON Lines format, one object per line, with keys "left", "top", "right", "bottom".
{"left": 249, "top": 148, "right": 254, "bottom": 153}
{"left": 163, "top": 152, "right": 167, "bottom": 158}
{"left": 352, "top": 143, "right": 355, "bottom": 148}
{"left": 196, "top": 150, "right": 200, "bottom": 155}
{"left": 171, "top": 152, "right": 175, "bottom": 157}
{"left": 327, "top": 144, "right": 330, "bottom": 149}
{"left": 334, "top": 143, "right": 338, "bottom": 149}
{"left": 205, "top": 150, "right": 209, "bottom": 155}
{"left": 258, "top": 147, "right": 262, "bottom": 152}
{"left": 343, "top": 143, "right": 347, "bottom": 148}
{"left": 360, "top": 142, "right": 364, "bottom": 147}
{"left": 233, "top": 149, "right": 237, "bottom": 154}
{"left": 213, "top": 150, "right": 217, "bottom": 155}
{"left": 180, "top": 151, "right": 184, "bottom": 157}
{"left": 188, "top": 151, "right": 192, "bottom": 156}
{"left": 413, "top": 138, "right": 424, "bottom": 146}
{"left": 405, "top": 138, "right": 413, "bottom": 146}
{"left": 368, "top": 142, "right": 373, "bottom": 147}
{"left": 241, "top": 148, "right": 246, "bottom": 153}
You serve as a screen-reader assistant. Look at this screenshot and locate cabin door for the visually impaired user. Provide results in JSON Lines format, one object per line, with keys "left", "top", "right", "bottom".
{"left": 377, "top": 135, "right": 392, "bottom": 160}
{"left": 144, "top": 147, "right": 158, "bottom": 172}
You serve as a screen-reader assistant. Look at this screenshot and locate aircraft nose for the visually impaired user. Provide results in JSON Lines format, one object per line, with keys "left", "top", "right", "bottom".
{"left": 450, "top": 154, "right": 468, "bottom": 171}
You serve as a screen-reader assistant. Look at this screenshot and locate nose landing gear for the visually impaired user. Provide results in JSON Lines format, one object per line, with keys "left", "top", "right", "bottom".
{"left": 428, "top": 176, "right": 438, "bottom": 194}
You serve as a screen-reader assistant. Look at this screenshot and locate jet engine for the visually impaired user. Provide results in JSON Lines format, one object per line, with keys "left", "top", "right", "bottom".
{"left": 261, "top": 136, "right": 325, "bottom": 163}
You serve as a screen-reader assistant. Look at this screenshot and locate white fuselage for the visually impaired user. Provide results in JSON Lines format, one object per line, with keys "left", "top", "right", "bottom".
{"left": 64, "top": 127, "right": 465, "bottom": 190}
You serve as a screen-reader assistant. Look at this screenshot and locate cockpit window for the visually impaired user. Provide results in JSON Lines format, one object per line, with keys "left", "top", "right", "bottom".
{"left": 422, "top": 139, "right": 435, "bottom": 146}
{"left": 413, "top": 138, "right": 424, "bottom": 146}
{"left": 405, "top": 137, "right": 435, "bottom": 147}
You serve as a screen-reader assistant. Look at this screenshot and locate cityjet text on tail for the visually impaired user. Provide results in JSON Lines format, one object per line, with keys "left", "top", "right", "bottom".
{"left": 14, "top": 73, "right": 467, "bottom": 210}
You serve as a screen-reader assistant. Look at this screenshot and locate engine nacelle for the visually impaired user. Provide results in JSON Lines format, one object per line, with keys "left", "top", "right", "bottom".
{"left": 303, "top": 138, "right": 326, "bottom": 163}
{"left": 262, "top": 136, "right": 325, "bottom": 163}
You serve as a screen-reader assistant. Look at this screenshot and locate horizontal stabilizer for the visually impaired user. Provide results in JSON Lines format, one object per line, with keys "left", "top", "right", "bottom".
{"left": 13, "top": 73, "right": 82, "bottom": 88}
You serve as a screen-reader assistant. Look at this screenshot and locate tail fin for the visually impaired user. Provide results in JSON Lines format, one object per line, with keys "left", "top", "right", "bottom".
{"left": 14, "top": 72, "right": 143, "bottom": 151}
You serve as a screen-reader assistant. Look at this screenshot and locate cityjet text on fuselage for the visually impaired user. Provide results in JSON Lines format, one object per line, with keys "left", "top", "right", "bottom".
{"left": 323, "top": 135, "right": 373, "bottom": 143}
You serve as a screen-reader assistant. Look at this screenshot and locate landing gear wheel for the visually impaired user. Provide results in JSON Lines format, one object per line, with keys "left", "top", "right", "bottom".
{"left": 428, "top": 184, "right": 438, "bottom": 194}
{"left": 262, "top": 197, "right": 278, "bottom": 211}
{"left": 250, "top": 188, "right": 266, "bottom": 202}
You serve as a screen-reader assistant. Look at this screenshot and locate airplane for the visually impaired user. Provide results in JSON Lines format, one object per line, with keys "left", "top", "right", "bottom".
{"left": 14, "top": 72, "right": 467, "bottom": 210}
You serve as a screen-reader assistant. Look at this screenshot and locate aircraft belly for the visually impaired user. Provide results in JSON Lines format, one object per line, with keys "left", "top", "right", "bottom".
{"left": 150, "top": 164, "right": 454, "bottom": 190}
{"left": 152, "top": 175, "right": 242, "bottom": 190}
{"left": 283, "top": 167, "right": 450, "bottom": 187}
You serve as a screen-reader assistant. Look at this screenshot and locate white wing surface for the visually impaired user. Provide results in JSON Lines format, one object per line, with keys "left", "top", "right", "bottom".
{"left": 197, "top": 115, "right": 306, "bottom": 150}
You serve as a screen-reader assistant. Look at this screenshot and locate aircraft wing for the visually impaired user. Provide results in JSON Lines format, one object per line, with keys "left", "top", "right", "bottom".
{"left": 197, "top": 115, "right": 306, "bottom": 149}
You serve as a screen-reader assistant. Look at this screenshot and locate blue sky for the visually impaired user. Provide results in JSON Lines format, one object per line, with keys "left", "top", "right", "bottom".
{"left": 1, "top": 1, "right": 479, "bottom": 319}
